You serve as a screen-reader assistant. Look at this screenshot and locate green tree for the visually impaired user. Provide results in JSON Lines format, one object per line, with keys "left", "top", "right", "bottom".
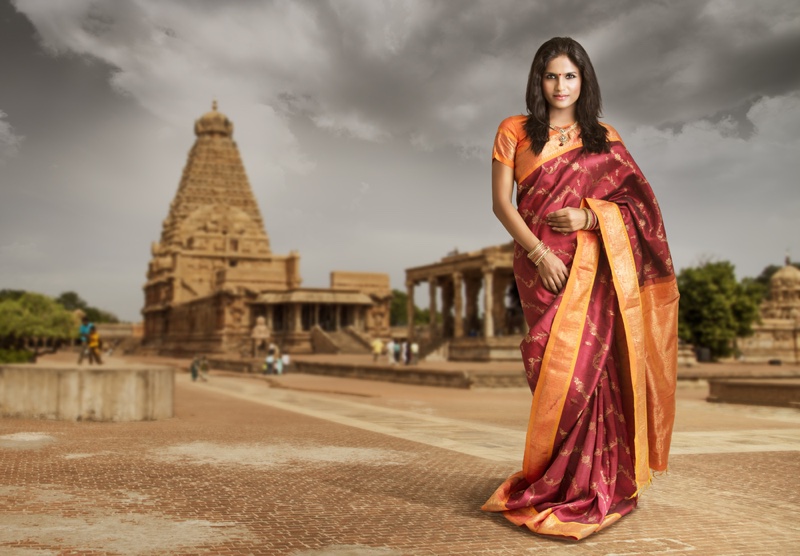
{"left": 677, "top": 261, "right": 761, "bottom": 360}
{"left": 55, "top": 291, "right": 87, "bottom": 311}
{"left": 0, "top": 292, "right": 77, "bottom": 360}
{"left": 389, "top": 289, "right": 430, "bottom": 326}
{"left": 0, "top": 289, "right": 26, "bottom": 303}
{"left": 55, "top": 291, "right": 119, "bottom": 323}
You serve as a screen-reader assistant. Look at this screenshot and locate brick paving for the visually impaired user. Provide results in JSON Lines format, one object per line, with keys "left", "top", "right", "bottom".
{"left": 1, "top": 354, "right": 799, "bottom": 555}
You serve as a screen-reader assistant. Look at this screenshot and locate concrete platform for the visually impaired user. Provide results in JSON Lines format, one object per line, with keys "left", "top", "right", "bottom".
{"left": 0, "top": 363, "right": 175, "bottom": 421}
{"left": 707, "top": 378, "right": 800, "bottom": 409}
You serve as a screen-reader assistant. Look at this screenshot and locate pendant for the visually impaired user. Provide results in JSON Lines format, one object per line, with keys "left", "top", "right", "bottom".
{"left": 550, "top": 123, "right": 576, "bottom": 147}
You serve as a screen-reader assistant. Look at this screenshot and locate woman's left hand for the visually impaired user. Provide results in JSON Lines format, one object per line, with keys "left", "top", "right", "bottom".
{"left": 546, "top": 207, "right": 588, "bottom": 234}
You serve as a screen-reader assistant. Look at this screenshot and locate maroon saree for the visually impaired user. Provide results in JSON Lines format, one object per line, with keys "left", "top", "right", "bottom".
{"left": 482, "top": 116, "right": 679, "bottom": 540}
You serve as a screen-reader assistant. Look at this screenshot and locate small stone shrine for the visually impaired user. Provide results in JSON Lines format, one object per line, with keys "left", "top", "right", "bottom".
{"left": 738, "top": 257, "right": 800, "bottom": 363}
{"left": 143, "top": 102, "right": 390, "bottom": 355}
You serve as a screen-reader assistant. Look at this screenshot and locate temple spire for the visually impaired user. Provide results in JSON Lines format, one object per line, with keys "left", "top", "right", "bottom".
{"left": 158, "top": 101, "right": 268, "bottom": 248}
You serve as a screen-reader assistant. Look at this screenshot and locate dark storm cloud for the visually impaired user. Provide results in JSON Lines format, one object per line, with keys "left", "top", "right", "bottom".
{"left": 2, "top": 0, "right": 799, "bottom": 320}
{"left": 253, "top": 0, "right": 800, "bottom": 153}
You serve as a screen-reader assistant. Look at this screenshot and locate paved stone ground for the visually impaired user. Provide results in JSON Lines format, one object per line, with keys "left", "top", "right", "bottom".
{"left": 1, "top": 354, "right": 799, "bottom": 555}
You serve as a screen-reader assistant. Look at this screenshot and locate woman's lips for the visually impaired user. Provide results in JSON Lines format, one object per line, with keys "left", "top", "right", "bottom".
{"left": 553, "top": 95, "right": 569, "bottom": 100}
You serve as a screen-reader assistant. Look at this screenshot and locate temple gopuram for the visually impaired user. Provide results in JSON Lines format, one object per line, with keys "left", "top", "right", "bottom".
{"left": 143, "top": 102, "right": 390, "bottom": 356}
{"left": 738, "top": 258, "right": 800, "bottom": 363}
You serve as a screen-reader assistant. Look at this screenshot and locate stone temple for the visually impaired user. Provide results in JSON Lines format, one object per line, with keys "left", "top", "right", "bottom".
{"left": 143, "top": 102, "right": 390, "bottom": 356}
{"left": 738, "top": 257, "right": 800, "bottom": 363}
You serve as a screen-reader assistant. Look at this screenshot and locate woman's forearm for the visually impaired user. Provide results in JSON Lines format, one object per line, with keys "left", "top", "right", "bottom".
{"left": 491, "top": 161, "right": 541, "bottom": 254}
{"left": 491, "top": 161, "right": 568, "bottom": 292}
{"left": 492, "top": 201, "right": 540, "bottom": 254}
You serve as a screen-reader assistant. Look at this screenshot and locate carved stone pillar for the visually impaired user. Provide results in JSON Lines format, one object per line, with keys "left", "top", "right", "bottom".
{"left": 314, "top": 304, "right": 320, "bottom": 327}
{"left": 464, "top": 275, "right": 481, "bottom": 335}
{"left": 483, "top": 266, "right": 494, "bottom": 338}
{"left": 428, "top": 278, "right": 438, "bottom": 336}
{"left": 441, "top": 279, "right": 454, "bottom": 338}
{"left": 335, "top": 305, "right": 342, "bottom": 330}
{"left": 453, "top": 271, "right": 464, "bottom": 339}
{"left": 406, "top": 280, "right": 416, "bottom": 340}
{"left": 266, "top": 305, "right": 274, "bottom": 330}
{"left": 293, "top": 304, "right": 302, "bottom": 332}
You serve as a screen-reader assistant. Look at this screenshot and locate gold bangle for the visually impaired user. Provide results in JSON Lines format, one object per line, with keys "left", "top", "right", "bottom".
{"left": 533, "top": 246, "right": 551, "bottom": 267}
{"left": 527, "top": 242, "right": 546, "bottom": 261}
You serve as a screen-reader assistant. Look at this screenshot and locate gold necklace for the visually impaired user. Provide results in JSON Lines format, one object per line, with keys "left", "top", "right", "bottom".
{"left": 548, "top": 122, "right": 578, "bottom": 146}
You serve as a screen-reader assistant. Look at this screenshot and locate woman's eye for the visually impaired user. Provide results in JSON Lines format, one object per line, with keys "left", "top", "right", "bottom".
{"left": 566, "top": 73, "right": 577, "bottom": 79}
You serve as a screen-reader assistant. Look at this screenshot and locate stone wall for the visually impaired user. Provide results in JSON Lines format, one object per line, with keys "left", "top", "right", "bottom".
{"left": 448, "top": 337, "right": 521, "bottom": 362}
{"left": 0, "top": 363, "right": 174, "bottom": 421}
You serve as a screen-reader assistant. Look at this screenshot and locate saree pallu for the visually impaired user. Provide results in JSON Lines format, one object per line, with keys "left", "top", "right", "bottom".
{"left": 482, "top": 119, "right": 679, "bottom": 540}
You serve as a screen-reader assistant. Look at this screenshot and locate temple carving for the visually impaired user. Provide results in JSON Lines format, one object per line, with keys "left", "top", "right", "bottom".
{"left": 738, "top": 257, "right": 800, "bottom": 363}
{"left": 143, "top": 102, "right": 390, "bottom": 355}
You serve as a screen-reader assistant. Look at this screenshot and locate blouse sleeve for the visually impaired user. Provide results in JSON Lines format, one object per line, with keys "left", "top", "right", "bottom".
{"left": 492, "top": 118, "right": 518, "bottom": 168}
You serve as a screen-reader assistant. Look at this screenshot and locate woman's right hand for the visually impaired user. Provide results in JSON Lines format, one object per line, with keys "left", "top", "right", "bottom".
{"left": 537, "top": 250, "right": 569, "bottom": 293}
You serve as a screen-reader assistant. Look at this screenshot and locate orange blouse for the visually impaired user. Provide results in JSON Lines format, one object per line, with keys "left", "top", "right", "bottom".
{"left": 492, "top": 115, "right": 623, "bottom": 186}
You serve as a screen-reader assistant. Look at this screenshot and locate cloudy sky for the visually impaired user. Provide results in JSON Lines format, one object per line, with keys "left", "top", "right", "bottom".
{"left": 1, "top": 0, "right": 799, "bottom": 321}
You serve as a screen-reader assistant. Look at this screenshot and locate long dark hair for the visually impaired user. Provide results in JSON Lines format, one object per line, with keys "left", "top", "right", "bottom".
{"left": 524, "top": 37, "right": 608, "bottom": 154}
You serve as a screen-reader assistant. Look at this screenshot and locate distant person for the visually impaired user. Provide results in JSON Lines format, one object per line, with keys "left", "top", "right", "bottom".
{"left": 410, "top": 341, "right": 419, "bottom": 365}
{"left": 400, "top": 340, "right": 409, "bottom": 365}
{"left": 393, "top": 340, "right": 401, "bottom": 364}
{"left": 280, "top": 352, "right": 290, "bottom": 374}
{"left": 385, "top": 339, "right": 396, "bottom": 365}
{"left": 87, "top": 326, "right": 103, "bottom": 365}
{"left": 370, "top": 337, "right": 384, "bottom": 363}
{"left": 264, "top": 353, "right": 275, "bottom": 375}
{"left": 198, "top": 355, "right": 209, "bottom": 382}
{"left": 190, "top": 355, "right": 201, "bottom": 381}
{"left": 77, "top": 317, "right": 94, "bottom": 364}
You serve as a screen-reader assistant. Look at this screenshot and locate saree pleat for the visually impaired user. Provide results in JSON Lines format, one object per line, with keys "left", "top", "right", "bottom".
{"left": 482, "top": 116, "right": 679, "bottom": 540}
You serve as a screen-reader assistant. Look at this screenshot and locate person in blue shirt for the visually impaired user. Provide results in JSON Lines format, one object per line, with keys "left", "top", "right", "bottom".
{"left": 77, "top": 317, "right": 94, "bottom": 364}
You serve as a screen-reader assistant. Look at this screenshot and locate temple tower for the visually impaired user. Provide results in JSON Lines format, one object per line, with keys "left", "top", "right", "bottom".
{"left": 160, "top": 100, "right": 270, "bottom": 252}
{"left": 142, "top": 101, "right": 390, "bottom": 357}
{"left": 143, "top": 102, "right": 300, "bottom": 349}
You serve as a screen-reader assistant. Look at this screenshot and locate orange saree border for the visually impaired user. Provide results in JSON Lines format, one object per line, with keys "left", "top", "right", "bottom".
{"left": 482, "top": 471, "right": 623, "bottom": 540}
{"left": 586, "top": 198, "right": 650, "bottom": 492}
{"left": 641, "top": 277, "right": 680, "bottom": 470}
{"left": 521, "top": 227, "right": 600, "bottom": 481}
{"left": 586, "top": 198, "right": 679, "bottom": 486}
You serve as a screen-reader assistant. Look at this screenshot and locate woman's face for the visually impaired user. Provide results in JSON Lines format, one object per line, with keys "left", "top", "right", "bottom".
{"left": 541, "top": 55, "right": 581, "bottom": 117}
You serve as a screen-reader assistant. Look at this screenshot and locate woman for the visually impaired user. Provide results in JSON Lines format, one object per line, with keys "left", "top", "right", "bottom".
{"left": 482, "top": 37, "right": 679, "bottom": 540}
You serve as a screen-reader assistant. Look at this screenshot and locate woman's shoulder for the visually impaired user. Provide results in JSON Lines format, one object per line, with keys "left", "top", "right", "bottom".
{"left": 497, "top": 114, "right": 528, "bottom": 137}
{"left": 599, "top": 121, "right": 624, "bottom": 144}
